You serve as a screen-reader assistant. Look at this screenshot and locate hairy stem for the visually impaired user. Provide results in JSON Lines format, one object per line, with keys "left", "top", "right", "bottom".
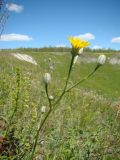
{"left": 66, "top": 65, "right": 100, "bottom": 92}
{"left": 30, "top": 83, "right": 52, "bottom": 160}
{"left": 30, "top": 108, "right": 52, "bottom": 160}
{"left": 54, "top": 55, "right": 75, "bottom": 106}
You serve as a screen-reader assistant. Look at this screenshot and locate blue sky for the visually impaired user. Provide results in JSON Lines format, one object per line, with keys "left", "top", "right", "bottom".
{"left": 0, "top": 0, "right": 120, "bottom": 49}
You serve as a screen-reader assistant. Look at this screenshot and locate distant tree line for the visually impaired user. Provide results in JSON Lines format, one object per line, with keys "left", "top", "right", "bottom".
{"left": 16, "top": 47, "right": 120, "bottom": 53}
{"left": 0, "top": 47, "right": 120, "bottom": 53}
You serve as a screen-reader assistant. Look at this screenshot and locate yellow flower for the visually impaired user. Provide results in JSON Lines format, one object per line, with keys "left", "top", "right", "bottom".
{"left": 68, "top": 36, "right": 90, "bottom": 56}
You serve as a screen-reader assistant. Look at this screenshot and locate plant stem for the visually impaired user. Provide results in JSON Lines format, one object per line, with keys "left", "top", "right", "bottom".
{"left": 30, "top": 55, "right": 75, "bottom": 159}
{"left": 30, "top": 108, "right": 52, "bottom": 160}
{"left": 45, "top": 84, "right": 52, "bottom": 108}
{"left": 53, "top": 65, "right": 100, "bottom": 111}
{"left": 66, "top": 65, "right": 100, "bottom": 92}
{"left": 53, "top": 55, "right": 75, "bottom": 106}
{"left": 30, "top": 83, "right": 52, "bottom": 160}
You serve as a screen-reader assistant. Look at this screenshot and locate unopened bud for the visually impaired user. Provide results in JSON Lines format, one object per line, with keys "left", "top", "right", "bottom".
{"left": 78, "top": 48, "right": 83, "bottom": 55}
{"left": 97, "top": 55, "right": 106, "bottom": 65}
{"left": 73, "top": 55, "right": 79, "bottom": 64}
{"left": 49, "top": 95, "right": 54, "bottom": 100}
{"left": 43, "top": 73, "right": 51, "bottom": 84}
{"left": 41, "top": 106, "right": 46, "bottom": 113}
{"left": 40, "top": 140, "right": 44, "bottom": 145}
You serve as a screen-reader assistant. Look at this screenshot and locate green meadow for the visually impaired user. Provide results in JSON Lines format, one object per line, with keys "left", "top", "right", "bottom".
{"left": 0, "top": 49, "right": 120, "bottom": 159}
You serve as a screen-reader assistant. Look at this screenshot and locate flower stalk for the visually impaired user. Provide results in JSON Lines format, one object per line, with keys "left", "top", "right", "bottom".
{"left": 54, "top": 54, "right": 75, "bottom": 106}
{"left": 66, "top": 64, "right": 100, "bottom": 92}
{"left": 30, "top": 82, "right": 52, "bottom": 160}
{"left": 30, "top": 108, "right": 52, "bottom": 160}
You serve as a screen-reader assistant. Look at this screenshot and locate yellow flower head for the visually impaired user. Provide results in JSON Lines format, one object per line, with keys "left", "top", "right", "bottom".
{"left": 68, "top": 36, "right": 90, "bottom": 56}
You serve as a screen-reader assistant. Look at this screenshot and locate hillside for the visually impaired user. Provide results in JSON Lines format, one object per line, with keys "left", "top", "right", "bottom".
{"left": 0, "top": 50, "right": 120, "bottom": 159}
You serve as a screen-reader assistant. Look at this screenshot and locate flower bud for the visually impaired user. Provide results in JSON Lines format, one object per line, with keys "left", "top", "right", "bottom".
{"left": 43, "top": 73, "right": 51, "bottom": 84}
{"left": 49, "top": 95, "right": 54, "bottom": 100}
{"left": 40, "top": 140, "right": 44, "bottom": 145}
{"left": 97, "top": 55, "right": 106, "bottom": 65}
{"left": 41, "top": 106, "right": 46, "bottom": 113}
{"left": 73, "top": 55, "right": 79, "bottom": 64}
{"left": 78, "top": 48, "right": 83, "bottom": 55}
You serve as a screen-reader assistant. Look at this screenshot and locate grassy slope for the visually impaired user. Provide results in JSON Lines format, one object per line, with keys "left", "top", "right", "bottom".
{"left": 28, "top": 51, "right": 120, "bottom": 99}
{"left": 0, "top": 50, "right": 120, "bottom": 159}
{"left": 1, "top": 50, "right": 119, "bottom": 99}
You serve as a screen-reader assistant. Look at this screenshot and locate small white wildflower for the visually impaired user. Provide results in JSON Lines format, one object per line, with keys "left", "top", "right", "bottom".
{"left": 40, "top": 140, "right": 44, "bottom": 145}
{"left": 97, "top": 55, "right": 106, "bottom": 65}
{"left": 49, "top": 95, "right": 54, "bottom": 100}
{"left": 73, "top": 55, "right": 79, "bottom": 64}
{"left": 43, "top": 73, "right": 51, "bottom": 84}
{"left": 41, "top": 106, "right": 46, "bottom": 113}
{"left": 78, "top": 48, "right": 83, "bottom": 55}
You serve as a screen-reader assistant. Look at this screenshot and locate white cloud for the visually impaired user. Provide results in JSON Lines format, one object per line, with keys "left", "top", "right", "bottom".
{"left": 74, "top": 33, "right": 95, "bottom": 40}
{"left": 111, "top": 37, "right": 120, "bottom": 43}
{"left": 92, "top": 45, "right": 102, "bottom": 49}
{"left": 6, "top": 3, "right": 24, "bottom": 13}
{"left": 0, "top": 33, "right": 33, "bottom": 41}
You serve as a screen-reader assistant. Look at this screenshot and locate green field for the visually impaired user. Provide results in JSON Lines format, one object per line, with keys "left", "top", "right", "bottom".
{"left": 0, "top": 50, "right": 120, "bottom": 159}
